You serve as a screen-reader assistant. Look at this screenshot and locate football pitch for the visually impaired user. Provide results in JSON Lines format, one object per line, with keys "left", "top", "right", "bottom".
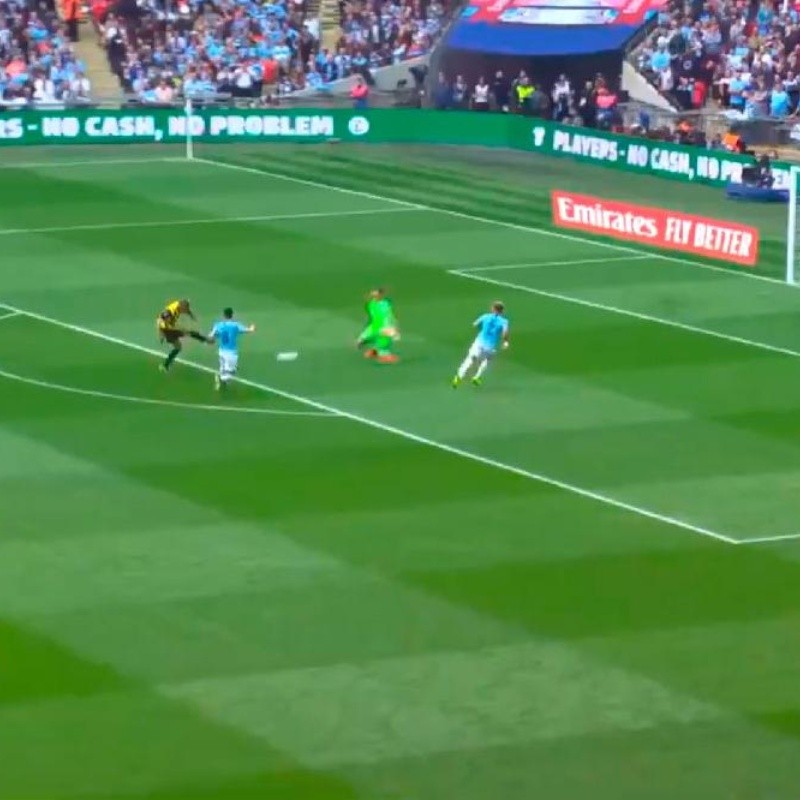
{"left": 2, "top": 143, "right": 800, "bottom": 800}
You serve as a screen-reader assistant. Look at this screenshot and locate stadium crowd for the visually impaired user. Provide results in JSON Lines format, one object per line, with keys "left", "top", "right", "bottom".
{"left": 428, "top": 67, "right": 766, "bottom": 157}
{"left": 95, "top": 0, "right": 450, "bottom": 102}
{"left": 634, "top": 0, "right": 800, "bottom": 118}
{"left": 0, "top": 0, "right": 91, "bottom": 106}
{"left": 431, "top": 70, "right": 622, "bottom": 128}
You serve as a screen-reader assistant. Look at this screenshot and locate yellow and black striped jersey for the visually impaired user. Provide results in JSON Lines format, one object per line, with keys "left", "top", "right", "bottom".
{"left": 158, "top": 300, "right": 185, "bottom": 330}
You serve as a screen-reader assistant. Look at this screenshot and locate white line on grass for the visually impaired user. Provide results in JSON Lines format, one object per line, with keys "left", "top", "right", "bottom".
{"left": 737, "top": 532, "right": 800, "bottom": 545}
{"left": 192, "top": 156, "right": 790, "bottom": 290}
{"left": 0, "top": 311, "right": 20, "bottom": 322}
{"left": 465, "top": 256, "right": 652, "bottom": 273}
{"left": 0, "top": 365, "right": 332, "bottom": 417}
{"left": 450, "top": 268, "right": 800, "bottom": 360}
{"left": 0, "top": 157, "right": 188, "bottom": 170}
{"left": 0, "top": 206, "right": 418, "bottom": 237}
{"left": 0, "top": 299, "right": 738, "bottom": 546}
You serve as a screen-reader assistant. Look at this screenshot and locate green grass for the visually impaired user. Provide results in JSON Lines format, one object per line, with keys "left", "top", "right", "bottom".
{"left": 2, "top": 142, "right": 800, "bottom": 800}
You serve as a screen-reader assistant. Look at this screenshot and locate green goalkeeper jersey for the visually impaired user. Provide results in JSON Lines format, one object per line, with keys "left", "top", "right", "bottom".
{"left": 367, "top": 297, "right": 395, "bottom": 328}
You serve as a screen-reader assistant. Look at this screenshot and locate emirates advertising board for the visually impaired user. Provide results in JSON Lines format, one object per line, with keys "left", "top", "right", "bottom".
{"left": 551, "top": 191, "right": 759, "bottom": 267}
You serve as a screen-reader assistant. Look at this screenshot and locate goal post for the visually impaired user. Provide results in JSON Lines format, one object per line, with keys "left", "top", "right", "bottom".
{"left": 185, "top": 98, "right": 194, "bottom": 161}
{"left": 787, "top": 165, "right": 800, "bottom": 285}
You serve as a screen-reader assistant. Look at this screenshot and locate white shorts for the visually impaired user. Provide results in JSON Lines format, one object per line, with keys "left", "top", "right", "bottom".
{"left": 219, "top": 350, "right": 239, "bottom": 376}
{"left": 468, "top": 341, "right": 495, "bottom": 361}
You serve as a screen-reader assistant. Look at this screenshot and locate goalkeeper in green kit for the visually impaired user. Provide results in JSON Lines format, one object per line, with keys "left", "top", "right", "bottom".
{"left": 356, "top": 288, "right": 399, "bottom": 364}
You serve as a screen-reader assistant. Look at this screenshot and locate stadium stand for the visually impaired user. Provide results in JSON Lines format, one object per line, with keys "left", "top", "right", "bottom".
{"left": 632, "top": 0, "right": 800, "bottom": 118}
{"left": 98, "top": 0, "right": 451, "bottom": 101}
{"left": 0, "top": 0, "right": 91, "bottom": 106}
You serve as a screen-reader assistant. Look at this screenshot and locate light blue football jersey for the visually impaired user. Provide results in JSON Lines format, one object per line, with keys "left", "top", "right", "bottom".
{"left": 474, "top": 312, "right": 509, "bottom": 350}
{"left": 211, "top": 320, "right": 248, "bottom": 353}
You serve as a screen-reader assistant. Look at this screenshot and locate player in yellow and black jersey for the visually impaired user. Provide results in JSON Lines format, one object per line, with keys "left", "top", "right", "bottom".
{"left": 157, "top": 299, "right": 208, "bottom": 372}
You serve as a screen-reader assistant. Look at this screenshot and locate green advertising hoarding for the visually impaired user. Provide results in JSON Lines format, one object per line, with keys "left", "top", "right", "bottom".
{"left": 0, "top": 108, "right": 786, "bottom": 189}
{"left": 523, "top": 121, "right": 791, "bottom": 189}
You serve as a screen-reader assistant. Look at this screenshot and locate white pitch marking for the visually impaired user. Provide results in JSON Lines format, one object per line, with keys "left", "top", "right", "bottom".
{"left": 0, "top": 206, "right": 418, "bottom": 237}
{"left": 0, "top": 366, "right": 332, "bottom": 417}
{"left": 462, "top": 255, "right": 652, "bottom": 273}
{"left": 0, "top": 300, "right": 738, "bottom": 546}
{"left": 193, "top": 157, "right": 428, "bottom": 211}
{"left": 736, "top": 532, "right": 800, "bottom": 545}
{"left": 0, "top": 157, "right": 188, "bottom": 170}
{"left": 0, "top": 311, "right": 21, "bottom": 322}
{"left": 450, "top": 268, "right": 800, "bottom": 360}
{"left": 193, "top": 156, "right": 790, "bottom": 290}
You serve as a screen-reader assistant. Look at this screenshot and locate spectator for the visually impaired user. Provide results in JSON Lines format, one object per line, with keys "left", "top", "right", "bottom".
{"left": 69, "top": 70, "right": 91, "bottom": 102}
{"left": 472, "top": 75, "right": 489, "bottom": 110}
{"left": 432, "top": 70, "right": 451, "bottom": 109}
{"left": 552, "top": 73, "right": 571, "bottom": 121}
{"left": 90, "top": 0, "right": 110, "bottom": 43}
{"left": 747, "top": 76, "right": 770, "bottom": 117}
{"left": 492, "top": 69, "right": 509, "bottom": 112}
{"left": 32, "top": 69, "right": 56, "bottom": 103}
{"left": 514, "top": 73, "right": 533, "bottom": 114}
{"left": 595, "top": 84, "right": 618, "bottom": 129}
{"left": 350, "top": 73, "right": 368, "bottom": 107}
{"left": 153, "top": 77, "right": 174, "bottom": 104}
{"left": 63, "top": 0, "right": 80, "bottom": 42}
{"left": 650, "top": 38, "right": 671, "bottom": 73}
{"left": 451, "top": 73, "right": 468, "bottom": 109}
{"left": 674, "top": 75, "right": 693, "bottom": 110}
{"left": 729, "top": 68, "right": 749, "bottom": 112}
{"left": 769, "top": 78, "right": 790, "bottom": 116}
{"left": 577, "top": 80, "right": 596, "bottom": 127}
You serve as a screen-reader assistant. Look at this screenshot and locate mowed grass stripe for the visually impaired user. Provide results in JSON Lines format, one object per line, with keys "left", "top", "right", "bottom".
{"left": 163, "top": 640, "right": 726, "bottom": 768}
{"left": 0, "top": 206, "right": 418, "bottom": 237}
{"left": 0, "top": 687, "right": 353, "bottom": 800}
{"left": 0, "top": 300, "right": 740, "bottom": 544}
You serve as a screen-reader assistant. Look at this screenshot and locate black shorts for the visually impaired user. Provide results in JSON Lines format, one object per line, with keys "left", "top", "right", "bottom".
{"left": 160, "top": 328, "right": 183, "bottom": 345}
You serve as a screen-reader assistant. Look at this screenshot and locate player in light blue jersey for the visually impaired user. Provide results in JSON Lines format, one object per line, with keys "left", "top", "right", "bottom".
{"left": 452, "top": 301, "right": 509, "bottom": 387}
{"left": 206, "top": 307, "right": 255, "bottom": 391}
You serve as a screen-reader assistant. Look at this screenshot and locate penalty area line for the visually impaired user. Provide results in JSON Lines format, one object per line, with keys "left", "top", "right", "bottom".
{"left": 194, "top": 156, "right": 789, "bottom": 290}
{"left": 458, "top": 255, "right": 653, "bottom": 273}
{"left": 0, "top": 300, "right": 738, "bottom": 546}
{"left": 735, "top": 532, "right": 800, "bottom": 545}
{"left": 0, "top": 311, "right": 21, "bottom": 322}
{"left": 449, "top": 268, "right": 800, "bottom": 361}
